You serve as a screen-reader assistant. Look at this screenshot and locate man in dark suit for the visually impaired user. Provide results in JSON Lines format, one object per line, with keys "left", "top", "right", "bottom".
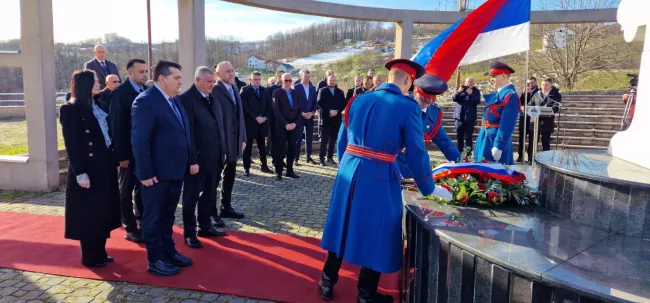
{"left": 346, "top": 76, "right": 362, "bottom": 103}
{"left": 241, "top": 71, "right": 273, "bottom": 176}
{"left": 451, "top": 77, "right": 481, "bottom": 153}
{"left": 179, "top": 66, "right": 228, "bottom": 249}
{"left": 266, "top": 71, "right": 285, "bottom": 159}
{"left": 317, "top": 70, "right": 334, "bottom": 91}
{"left": 109, "top": 59, "right": 148, "bottom": 244}
{"left": 211, "top": 61, "right": 247, "bottom": 221}
{"left": 293, "top": 69, "right": 317, "bottom": 165}
{"left": 272, "top": 73, "right": 302, "bottom": 180}
{"left": 97, "top": 74, "right": 120, "bottom": 112}
{"left": 131, "top": 60, "right": 193, "bottom": 276}
{"left": 518, "top": 77, "right": 538, "bottom": 163}
{"left": 84, "top": 44, "right": 121, "bottom": 90}
{"left": 317, "top": 75, "right": 346, "bottom": 166}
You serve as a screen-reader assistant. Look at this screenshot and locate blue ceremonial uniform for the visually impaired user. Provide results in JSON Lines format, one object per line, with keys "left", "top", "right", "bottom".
{"left": 321, "top": 82, "right": 435, "bottom": 274}
{"left": 474, "top": 83, "right": 519, "bottom": 164}
{"left": 396, "top": 104, "right": 460, "bottom": 178}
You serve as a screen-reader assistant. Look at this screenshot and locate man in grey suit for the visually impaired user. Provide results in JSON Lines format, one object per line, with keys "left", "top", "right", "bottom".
{"left": 210, "top": 61, "right": 247, "bottom": 222}
{"left": 84, "top": 44, "right": 121, "bottom": 90}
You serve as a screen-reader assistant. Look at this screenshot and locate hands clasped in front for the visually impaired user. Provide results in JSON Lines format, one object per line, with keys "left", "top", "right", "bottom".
{"left": 285, "top": 123, "right": 297, "bottom": 131}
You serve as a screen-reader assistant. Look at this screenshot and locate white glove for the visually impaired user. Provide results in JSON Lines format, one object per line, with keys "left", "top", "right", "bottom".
{"left": 432, "top": 185, "right": 453, "bottom": 201}
{"left": 491, "top": 147, "right": 502, "bottom": 162}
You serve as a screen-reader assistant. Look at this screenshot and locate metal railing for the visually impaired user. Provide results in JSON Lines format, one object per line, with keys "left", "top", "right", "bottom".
{"left": 0, "top": 92, "right": 68, "bottom": 105}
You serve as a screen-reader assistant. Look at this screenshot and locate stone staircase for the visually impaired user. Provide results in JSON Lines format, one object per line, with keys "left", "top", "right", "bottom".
{"left": 438, "top": 90, "right": 627, "bottom": 151}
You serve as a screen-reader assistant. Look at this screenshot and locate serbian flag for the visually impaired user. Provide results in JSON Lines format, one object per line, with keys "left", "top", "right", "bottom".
{"left": 432, "top": 163, "right": 526, "bottom": 184}
{"left": 411, "top": 0, "right": 531, "bottom": 81}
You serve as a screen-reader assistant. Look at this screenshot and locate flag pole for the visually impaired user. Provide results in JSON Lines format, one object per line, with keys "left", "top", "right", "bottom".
{"left": 522, "top": 50, "right": 530, "bottom": 164}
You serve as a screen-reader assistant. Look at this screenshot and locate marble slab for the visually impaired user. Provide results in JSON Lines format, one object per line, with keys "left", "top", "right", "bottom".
{"left": 543, "top": 234, "right": 650, "bottom": 303}
{"left": 405, "top": 204, "right": 612, "bottom": 279}
{"left": 535, "top": 149, "right": 650, "bottom": 188}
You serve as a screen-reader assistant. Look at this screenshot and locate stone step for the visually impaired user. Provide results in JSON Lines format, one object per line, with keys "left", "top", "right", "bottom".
{"left": 440, "top": 106, "right": 625, "bottom": 116}
{"left": 440, "top": 125, "right": 618, "bottom": 138}
{"left": 446, "top": 132, "right": 611, "bottom": 147}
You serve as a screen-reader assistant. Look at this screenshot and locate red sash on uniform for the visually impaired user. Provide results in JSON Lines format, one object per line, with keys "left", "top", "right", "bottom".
{"left": 345, "top": 145, "right": 397, "bottom": 163}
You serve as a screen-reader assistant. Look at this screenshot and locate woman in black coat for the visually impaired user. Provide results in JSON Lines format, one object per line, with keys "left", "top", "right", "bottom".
{"left": 60, "top": 69, "right": 121, "bottom": 268}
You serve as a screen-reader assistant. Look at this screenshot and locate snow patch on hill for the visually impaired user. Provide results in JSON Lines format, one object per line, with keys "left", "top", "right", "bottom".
{"left": 286, "top": 47, "right": 368, "bottom": 69}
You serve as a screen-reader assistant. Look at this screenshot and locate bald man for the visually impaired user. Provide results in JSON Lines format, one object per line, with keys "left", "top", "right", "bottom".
{"left": 210, "top": 61, "right": 247, "bottom": 221}
{"left": 84, "top": 44, "right": 120, "bottom": 89}
{"left": 96, "top": 74, "right": 120, "bottom": 112}
{"left": 316, "top": 75, "right": 346, "bottom": 166}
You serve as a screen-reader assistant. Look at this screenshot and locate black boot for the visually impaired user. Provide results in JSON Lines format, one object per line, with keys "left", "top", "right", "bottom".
{"left": 318, "top": 272, "right": 335, "bottom": 300}
{"left": 357, "top": 267, "right": 392, "bottom": 303}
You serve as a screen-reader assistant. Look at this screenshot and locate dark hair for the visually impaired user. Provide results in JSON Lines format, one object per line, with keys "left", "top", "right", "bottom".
{"left": 251, "top": 71, "right": 262, "bottom": 77}
{"left": 153, "top": 60, "right": 182, "bottom": 82}
{"left": 542, "top": 77, "right": 553, "bottom": 83}
{"left": 529, "top": 77, "right": 537, "bottom": 81}
{"left": 127, "top": 59, "right": 146, "bottom": 70}
{"left": 69, "top": 69, "right": 96, "bottom": 107}
{"left": 364, "top": 76, "right": 373, "bottom": 83}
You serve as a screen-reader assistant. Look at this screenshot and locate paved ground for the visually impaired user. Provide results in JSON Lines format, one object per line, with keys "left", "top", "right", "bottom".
{"left": 0, "top": 151, "right": 445, "bottom": 303}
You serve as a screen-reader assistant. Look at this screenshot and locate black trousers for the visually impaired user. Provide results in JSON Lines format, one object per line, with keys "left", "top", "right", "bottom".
{"left": 80, "top": 238, "right": 107, "bottom": 265}
{"left": 213, "top": 161, "right": 237, "bottom": 215}
{"left": 273, "top": 125, "right": 298, "bottom": 175}
{"left": 141, "top": 179, "right": 182, "bottom": 263}
{"left": 320, "top": 121, "right": 340, "bottom": 160}
{"left": 182, "top": 172, "right": 217, "bottom": 237}
{"left": 322, "top": 251, "right": 381, "bottom": 293}
{"left": 295, "top": 118, "right": 314, "bottom": 161}
{"left": 267, "top": 118, "right": 274, "bottom": 154}
{"left": 243, "top": 131, "right": 269, "bottom": 170}
{"left": 118, "top": 163, "right": 143, "bottom": 233}
{"left": 455, "top": 120, "right": 476, "bottom": 152}
{"left": 527, "top": 130, "right": 552, "bottom": 160}
{"left": 517, "top": 116, "right": 531, "bottom": 159}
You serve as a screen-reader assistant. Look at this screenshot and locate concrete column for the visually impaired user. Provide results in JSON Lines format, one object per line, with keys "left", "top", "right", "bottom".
{"left": 178, "top": 0, "right": 206, "bottom": 92}
{"left": 395, "top": 19, "right": 414, "bottom": 59}
{"left": 0, "top": 0, "right": 59, "bottom": 191}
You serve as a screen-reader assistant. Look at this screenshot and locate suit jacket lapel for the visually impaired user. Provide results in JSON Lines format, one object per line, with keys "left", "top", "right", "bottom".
{"left": 94, "top": 59, "right": 107, "bottom": 78}
{"left": 218, "top": 82, "right": 234, "bottom": 103}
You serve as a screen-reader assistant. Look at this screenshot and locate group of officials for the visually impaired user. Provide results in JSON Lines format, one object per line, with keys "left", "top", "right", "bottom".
{"left": 60, "top": 43, "right": 558, "bottom": 301}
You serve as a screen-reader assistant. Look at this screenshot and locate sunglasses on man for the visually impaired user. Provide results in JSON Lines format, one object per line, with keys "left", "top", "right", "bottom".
{"left": 284, "top": 80, "right": 293, "bottom": 83}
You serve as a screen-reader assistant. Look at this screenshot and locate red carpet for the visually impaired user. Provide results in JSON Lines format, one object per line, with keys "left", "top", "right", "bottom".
{"left": 0, "top": 212, "right": 399, "bottom": 302}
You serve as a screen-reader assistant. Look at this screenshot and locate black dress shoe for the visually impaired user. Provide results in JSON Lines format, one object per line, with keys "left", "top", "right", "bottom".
{"left": 357, "top": 293, "right": 393, "bottom": 303}
{"left": 125, "top": 231, "right": 144, "bottom": 243}
{"left": 327, "top": 158, "right": 338, "bottom": 165}
{"left": 306, "top": 157, "right": 316, "bottom": 164}
{"left": 210, "top": 216, "right": 226, "bottom": 228}
{"left": 197, "top": 227, "right": 227, "bottom": 237}
{"left": 261, "top": 166, "right": 274, "bottom": 174}
{"left": 320, "top": 159, "right": 327, "bottom": 166}
{"left": 244, "top": 169, "right": 251, "bottom": 176}
{"left": 286, "top": 172, "right": 300, "bottom": 179}
{"left": 295, "top": 161, "right": 300, "bottom": 166}
{"left": 184, "top": 236, "right": 203, "bottom": 248}
{"left": 82, "top": 260, "right": 107, "bottom": 268}
{"left": 166, "top": 253, "right": 193, "bottom": 267}
{"left": 148, "top": 260, "right": 180, "bottom": 276}
{"left": 104, "top": 256, "right": 114, "bottom": 263}
{"left": 220, "top": 208, "right": 245, "bottom": 219}
{"left": 516, "top": 156, "right": 523, "bottom": 163}
{"left": 276, "top": 175, "right": 283, "bottom": 181}
{"left": 318, "top": 278, "right": 334, "bottom": 300}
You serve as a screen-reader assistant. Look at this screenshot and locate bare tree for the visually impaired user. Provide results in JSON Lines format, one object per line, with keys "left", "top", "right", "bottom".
{"left": 530, "top": 0, "right": 639, "bottom": 90}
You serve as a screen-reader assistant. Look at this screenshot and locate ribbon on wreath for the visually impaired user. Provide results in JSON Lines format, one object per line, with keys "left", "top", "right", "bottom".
{"left": 432, "top": 163, "right": 526, "bottom": 184}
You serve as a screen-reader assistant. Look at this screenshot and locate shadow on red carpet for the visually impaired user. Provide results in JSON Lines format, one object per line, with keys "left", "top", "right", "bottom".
{"left": 0, "top": 212, "right": 399, "bottom": 302}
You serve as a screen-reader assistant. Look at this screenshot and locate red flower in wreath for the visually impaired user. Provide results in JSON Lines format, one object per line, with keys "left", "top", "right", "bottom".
{"left": 477, "top": 183, "right": 486, "bottom": 191}
{"left": 487, "top": 192, "right": 500, "bottom": 203}
{"left": 463, "top": 157, "right": 470, "bottom": 162}
{"left": 441, "top": 184, "right": 452, "bottom": 192}
{"left": 482, "top": 159, "right": 489, "bottom": 163}
{"left": 459, "top": 194, "right": 469, "bottom": 204}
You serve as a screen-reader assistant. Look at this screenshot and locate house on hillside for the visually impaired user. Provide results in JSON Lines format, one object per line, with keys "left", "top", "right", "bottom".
{"left": 543, "top": 27, "right": 575, "bottom": 51}
{"left": 247, "top": 55, "right": 265, "bottom": 69}
{"left": 276, "top": 63, "right": 294, "bottom": 73}
{"left": 265, "top": 60, "right": 282, "bottom": 72}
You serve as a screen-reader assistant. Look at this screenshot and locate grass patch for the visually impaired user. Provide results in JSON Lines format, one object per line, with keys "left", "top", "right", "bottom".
{"left": 0, "top": 118, "right": 65, "bottom": 156}
{"left": 0, "top": 189, "right": 49, "bottom": 201}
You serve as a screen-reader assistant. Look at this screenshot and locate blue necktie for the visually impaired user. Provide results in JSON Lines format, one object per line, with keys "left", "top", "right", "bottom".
{"left": 227, "top": 85, "right": 236, "bottom": 105}
{"left": 169, "top": 98, "right": 183, "bottom": 125}
{"left": 255, "top": 87, "right": 259, "bottom": 97}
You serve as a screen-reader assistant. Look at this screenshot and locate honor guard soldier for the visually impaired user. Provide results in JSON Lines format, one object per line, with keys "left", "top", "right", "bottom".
{"left": 396, "top": 74, "right": 461, "bottom": 178}
{"left": 318, "top": 59, "right": 451, "bottom": 303}
{"left": 474, "top": 61, "right": 519, "bottom": 164}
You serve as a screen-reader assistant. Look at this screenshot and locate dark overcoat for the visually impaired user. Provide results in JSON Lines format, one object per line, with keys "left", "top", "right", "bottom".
{"left": 240, "top": 84, "right": 269, "bottom": 139}
{"left": 60, "top": 101, "right": 121, "bottom": 241}
{"left": 529, "top": 87, "right": 562, "bottom": 133}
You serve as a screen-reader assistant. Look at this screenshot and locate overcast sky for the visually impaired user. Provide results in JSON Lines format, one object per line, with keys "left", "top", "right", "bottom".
{"left": 0, "top": 0, "right": 617, "bottom": 43}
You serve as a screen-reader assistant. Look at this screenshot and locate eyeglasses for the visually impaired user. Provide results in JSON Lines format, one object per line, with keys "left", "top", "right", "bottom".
{"left": 283, "top": 80, "right": 292, "bottom": 83}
